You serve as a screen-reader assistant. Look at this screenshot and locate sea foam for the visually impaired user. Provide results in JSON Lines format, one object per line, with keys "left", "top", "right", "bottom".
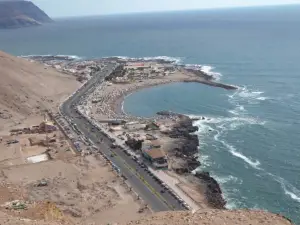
{"left": 267, "top": 172, "right": 300, "bottom": 203}
{"left": 21, "top": 54, "right": 82, "bottom": 60}
{"left": 107, "top": 55, "right": 183, "bottom": 64}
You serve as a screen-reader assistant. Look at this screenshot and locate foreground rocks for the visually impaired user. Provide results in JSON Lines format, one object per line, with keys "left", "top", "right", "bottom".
{"left": 195, "top": 172, "right": 226, "bottom": 209}
{"left": 124, "top": 209, "right": 294, "bottom": 225}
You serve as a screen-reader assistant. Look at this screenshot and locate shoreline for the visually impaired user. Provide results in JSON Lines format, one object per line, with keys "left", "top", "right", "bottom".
{"left": 25, "top": 55, "right": 232, "bottom": 210}
{"left": 83, "top": 61, "right": 231, "bottom": 209}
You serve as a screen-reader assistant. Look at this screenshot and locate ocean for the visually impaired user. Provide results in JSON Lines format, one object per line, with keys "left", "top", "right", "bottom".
{"left": 0, "top": 5, "right": 299, "bottom": 223}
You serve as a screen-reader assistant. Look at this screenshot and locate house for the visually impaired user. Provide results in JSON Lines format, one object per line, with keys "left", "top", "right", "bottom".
{"left": 39, "top": 121, "right": 57, "bottom": 133}
{"left": 142, "top": 148, "right": 168, "bottom": 169}
{"left": 150, "top": 140, "right": 161, "bottom": 148}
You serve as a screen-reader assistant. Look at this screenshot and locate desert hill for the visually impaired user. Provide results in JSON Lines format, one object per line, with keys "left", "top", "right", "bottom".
{"left": 124, "top": 209, "right": 293, "bottom": 225}
{"left": 0, "top": 51, "right": 79, "bottom": 131}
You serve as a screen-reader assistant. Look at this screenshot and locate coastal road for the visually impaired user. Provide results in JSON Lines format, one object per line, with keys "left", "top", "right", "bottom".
{"left": 61, "top": 64, "right": 186, "bottom": 212}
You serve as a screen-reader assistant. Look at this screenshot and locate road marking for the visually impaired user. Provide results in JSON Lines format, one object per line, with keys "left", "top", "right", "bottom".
{"left": 113, "top": 152, "right": 175, "bottom": 210}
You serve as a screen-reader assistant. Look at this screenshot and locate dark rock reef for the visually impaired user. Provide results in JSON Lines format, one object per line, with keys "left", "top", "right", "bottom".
{"left": 159, "top": 111, "right": 226, "bottom": 209}
{"left": 195, "top": 172, "right": 227, "bottom": 209}
{"left": 0, "top": 0, "right": 52, "bottom": 29}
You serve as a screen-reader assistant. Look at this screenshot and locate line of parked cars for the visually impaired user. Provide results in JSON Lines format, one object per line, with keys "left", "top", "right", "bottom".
{"left": 67, "top": 104, "right": 192, "bottom": 211}
{"left": 122, "top": 148, "right": 191, "bottom": 210}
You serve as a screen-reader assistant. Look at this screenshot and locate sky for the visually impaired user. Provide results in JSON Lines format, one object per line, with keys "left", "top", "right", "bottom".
{"left": 31, "top": 0, "right": 300, "bottom": 18}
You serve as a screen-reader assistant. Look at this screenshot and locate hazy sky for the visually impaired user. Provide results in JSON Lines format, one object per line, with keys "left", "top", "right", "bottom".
{"left": 32, "top": 0, "right": 300, "bottom": 18}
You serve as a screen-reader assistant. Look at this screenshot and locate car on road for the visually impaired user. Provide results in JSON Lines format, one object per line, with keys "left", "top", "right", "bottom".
{"left": 111, "top": 143, "right": 117, "bottom": 149}
{"left": 123, "top": 150, "right": 130, "bottom": 155}
{"left": 160, "top": 190, "right": 165, "bottom": 194}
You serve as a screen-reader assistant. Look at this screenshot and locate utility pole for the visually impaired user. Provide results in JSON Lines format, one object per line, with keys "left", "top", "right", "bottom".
{"left": 44, "top": 110, "right": 49, "bottom": 150}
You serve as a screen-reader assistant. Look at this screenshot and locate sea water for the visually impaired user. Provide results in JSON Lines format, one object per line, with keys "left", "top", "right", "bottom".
{"left": 0, "top": 5, "right": 299, "bottom": 223}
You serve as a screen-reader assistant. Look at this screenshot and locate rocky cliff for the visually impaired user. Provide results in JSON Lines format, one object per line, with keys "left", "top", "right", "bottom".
{"left": 0, "top": 0, "right": 52, "bottom": 28}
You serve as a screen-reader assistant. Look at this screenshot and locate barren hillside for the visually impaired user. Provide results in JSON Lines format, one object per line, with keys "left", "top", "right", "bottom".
{"left": 0, "top": 51, "right": 79, "bottom": 131}
{"left": 124, "top": 209, "right": 293, "bottom": 225}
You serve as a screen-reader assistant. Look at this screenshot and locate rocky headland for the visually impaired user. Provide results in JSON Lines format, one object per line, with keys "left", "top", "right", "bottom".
{"left": 158, "top": 111, "right": 226, "bottom": 209}
{"left": 0, "top": 0, "right": 52, "bottom": 29}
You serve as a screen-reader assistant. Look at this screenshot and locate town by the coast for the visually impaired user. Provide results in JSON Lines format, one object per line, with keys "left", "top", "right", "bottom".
{"left": 26, "top": 55, "right": 239, "bottom": 210}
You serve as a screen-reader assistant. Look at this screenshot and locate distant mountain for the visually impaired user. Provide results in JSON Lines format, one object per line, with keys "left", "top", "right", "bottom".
{"left": 0, "top": 0, "right": 52, "bottom": 28}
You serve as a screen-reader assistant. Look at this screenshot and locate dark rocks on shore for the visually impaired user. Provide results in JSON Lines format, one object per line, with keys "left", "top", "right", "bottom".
{"left": 166, "top": 113, "right": 226, "bottom": 210}
{"left": 187, "top": 157, "right": 201, "bottom": 171}
{"left": 195, "top": 172, "right": 226, "bottom": 209}
{"left": 156, "top": 110, "right": 181, "bottom": 117}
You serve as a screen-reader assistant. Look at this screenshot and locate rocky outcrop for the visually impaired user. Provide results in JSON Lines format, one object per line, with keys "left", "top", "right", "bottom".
{"left": 195, "top": 172, "right": 226, "bottom": 209}
{"left": 163, "top": 112, "right": 226, "bottom": 209}
{"left": 0, "top": 1, "right": 52, "bottom": 29}
{"left": 167, "top": 116, "right": 200, "bottom": 170}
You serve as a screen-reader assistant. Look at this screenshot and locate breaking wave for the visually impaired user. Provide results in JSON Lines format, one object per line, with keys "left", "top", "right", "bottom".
{"left": 228, "top": 86, "right": 269, "bottom": 105}
{"left": 22, "top": 54, "right": 225, "bottom": 83}
{"left": 105, "top": 55, "right": 183, "bottom": 64}
{"left": 193, "top": 116, "right": 263, "bottom": 170}
{"left": 210, "top": 172, "right": 243, "bottom": 209}
{"left": 184, "top": 64, "right": 223, "bottom": 81}
{"left": 215, "top": 132, "right": 261, "bottom": 169}
{"left": 21, "top": 54, "right": 82, "bottom": 60}
{"left": 267, "top": 172, "right": 300, "bottom": 203}
{"left": 193, "top": 111, "right": 300, "bottom": 205}
{"left": 108, "top": 56, "right": 223, "bottom": 81}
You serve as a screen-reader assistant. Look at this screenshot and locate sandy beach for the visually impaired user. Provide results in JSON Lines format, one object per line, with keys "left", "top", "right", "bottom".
{"left": 84, "top": 64, "right": 236, "bottom": 122}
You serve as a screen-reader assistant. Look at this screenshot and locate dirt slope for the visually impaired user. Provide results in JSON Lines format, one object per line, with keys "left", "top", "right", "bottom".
{"left": 124, "top": 209, "right": 293, "bottom": 225}
{"left": 0, "top": 51, "right": 79, "bottom": 131}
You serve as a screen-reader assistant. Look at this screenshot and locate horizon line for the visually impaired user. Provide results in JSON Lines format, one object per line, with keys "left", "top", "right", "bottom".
{"left": 52, "top": 3, "right": 300, "bottom": 19}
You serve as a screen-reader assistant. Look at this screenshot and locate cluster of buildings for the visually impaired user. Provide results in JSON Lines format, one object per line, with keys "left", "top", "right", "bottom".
{"left": 10, "top": 121, "right": 57, "bottom": 136}
{"left": 111, "top": 62, "right": 176, "bottom": 83}
{"left": 34, "top": 57, "right": 107, "bottom": 83}
{"left": 109, "top": 120, "right": 169, "bottom": 169}
{"left": 141, "top": 140, "right": 168, "bottom": 169}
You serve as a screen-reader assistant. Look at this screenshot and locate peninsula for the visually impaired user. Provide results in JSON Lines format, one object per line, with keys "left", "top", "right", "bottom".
{"left": 0, "top": 0, "right": 52, "bottom": 29}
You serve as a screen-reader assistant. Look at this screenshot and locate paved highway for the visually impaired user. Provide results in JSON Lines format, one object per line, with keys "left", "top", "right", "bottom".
{"left": 60, "top": 63, "right": 186, "bottom": 212}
